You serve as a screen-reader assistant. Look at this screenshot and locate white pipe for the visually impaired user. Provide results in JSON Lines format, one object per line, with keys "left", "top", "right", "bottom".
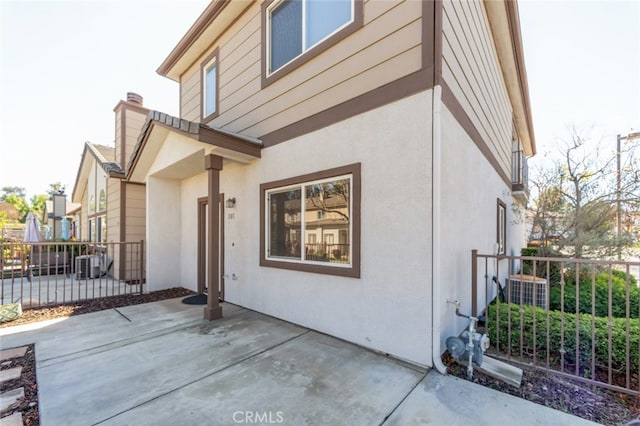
{"left": 431, "top": 85, "right": 448, "bottom": 374}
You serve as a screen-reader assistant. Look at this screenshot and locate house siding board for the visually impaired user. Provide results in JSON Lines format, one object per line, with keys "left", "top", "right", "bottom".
{"left": 181, "top": 68, "right": 201, "bottom": 123}
{"left": 106, "top": 179, "right": 120, "bottom": 242}
{"left": 114, "top": 113, "right": 122, "bottom": 173}
{"left": 441, "top": 0, "right": 512, "bottom": 176}
{"left": 124, "top": 109, "right": 148, "bottom": 170}
{"left": 179, "top": 0, "right": 422, "bottom": 138}
{"left": 242, "top": 45, "right": 422, "bottom": 137}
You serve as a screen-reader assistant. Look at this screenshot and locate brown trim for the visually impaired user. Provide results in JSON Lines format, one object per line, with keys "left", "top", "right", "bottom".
{"left": 113, "top": 100, "right": 150, "bottom": 116}
{"left": 497, "top": 198, "right": 507, "bottom": 256}
{"left": 259, "top": 163, "right": 361, "bottom": 278}
{"left": 204, "top": 154, "right": 223, "bottom": 320}
{"left": 505, "top": 0, "right": 536, "bottom": 154}
{"left": 440, "top": 81, "right": 511, "bottom": 187}
{"left": 197, "top": 197, "right": 207, "bottom": 294}
{"left": 157, "top": 0, "right": 230, "bottom": 77}
{"left": 200, "top": 48, "right": 220, "bottom": 124}
{"left": 119, "top": 180, "right": 126, "bottom": 279}
{"left": 197, "top": 125, "right": 262, "bottom": 158}
{"left": 197, "top": 194, "right": 226, "bottom": 299}
{"left": 261, "top": 0, "right": 364, "bottom": 89}
{"left": 261, "top": 67, "right": 433, "bottom": 147}
{"left": 127, "top": 119, "right": 261, "bottom": 181}
{"left": 120, "top": 106, "right": 126, "bottom": 168}
{"left": 433, "top": 0, "right": 443, "bottom": 86}
{"left": 422, "top": 0, "right": 436, "bottom": 76}
{"left": 219, "top": 193, "right": 225, "bottom": 302}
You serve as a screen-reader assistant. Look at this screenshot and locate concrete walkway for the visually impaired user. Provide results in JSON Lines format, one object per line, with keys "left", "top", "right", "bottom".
{"left": 0, "top": 298, "right": 599, "bottom": 425}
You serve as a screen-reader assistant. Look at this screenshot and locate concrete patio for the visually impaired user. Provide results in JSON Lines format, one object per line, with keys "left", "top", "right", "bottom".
{"left": 0, "top": 298, "right": 598, "bottom": 425}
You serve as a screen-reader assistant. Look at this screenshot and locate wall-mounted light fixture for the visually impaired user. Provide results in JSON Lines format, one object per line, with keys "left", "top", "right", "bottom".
{"left": 226, "top": 197, "right": 236, "bottom": 208}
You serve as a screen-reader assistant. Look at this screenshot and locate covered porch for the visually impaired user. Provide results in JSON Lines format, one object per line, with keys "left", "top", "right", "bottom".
{"left": 127, "top": 111, "right": 261, "bottom": 320}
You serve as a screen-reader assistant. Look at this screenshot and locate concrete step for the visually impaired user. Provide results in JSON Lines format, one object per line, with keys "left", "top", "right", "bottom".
{"left": 0, "top": 387, "right": 24, "bottom": 416}
{"left": 0, "top": 347, "right": 27, "bottom": 362}
{"left": 0, "top": 411, "right": 23, "bottom": 426}
{"left": 0, "top": 367, "right": 22, "bottom": 384}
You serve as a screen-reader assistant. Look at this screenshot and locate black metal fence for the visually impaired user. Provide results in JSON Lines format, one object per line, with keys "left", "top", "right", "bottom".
{"left": 1, "top": 241, "right": 144, "bottom": 308}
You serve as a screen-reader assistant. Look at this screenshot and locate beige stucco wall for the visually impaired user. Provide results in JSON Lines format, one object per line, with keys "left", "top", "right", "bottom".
{"left": 147, "top": 91, "right": 434, "bottom": 366}
{"left": 438, "top": 103, "right": 526, "bottom": 349}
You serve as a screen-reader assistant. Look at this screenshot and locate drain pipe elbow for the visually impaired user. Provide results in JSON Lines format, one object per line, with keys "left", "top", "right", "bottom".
{"left": 431, "top": 84, "right": 448, "bottom": 375}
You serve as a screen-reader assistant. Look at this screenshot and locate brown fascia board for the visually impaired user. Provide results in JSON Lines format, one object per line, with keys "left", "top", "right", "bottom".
{"left": 505, "top": 0, "right": 536, "bottom": 156}
{"left": 156, "top": 0, "right": 230, "bottom": 81}
{"left": 113, "top": 99, "right": 150, "bottom": 115}
{"left": 126, "top": 110, "right": 262, "bottom": 181}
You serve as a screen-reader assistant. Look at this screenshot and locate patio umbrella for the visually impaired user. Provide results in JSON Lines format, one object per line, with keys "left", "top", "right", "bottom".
{"left": 23, "top": 212, "right": 42, "bottom": 243}
{"left": 60, "top": 217, "right": 69, "bottom": 241}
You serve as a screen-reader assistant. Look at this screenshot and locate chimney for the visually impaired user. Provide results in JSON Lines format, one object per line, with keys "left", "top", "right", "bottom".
{"left": 126, "top": 92, "right": 143, "bottom": 106}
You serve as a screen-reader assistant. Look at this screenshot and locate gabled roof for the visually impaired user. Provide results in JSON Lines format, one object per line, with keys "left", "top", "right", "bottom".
{"left": 71, "top": 142, "right": 122, "bottom": 202}
{"left": 126, "top": 110, "right": 262, "bottom": 182}
{"left": 157, "top": 1, "right": 252, "bottom": 82}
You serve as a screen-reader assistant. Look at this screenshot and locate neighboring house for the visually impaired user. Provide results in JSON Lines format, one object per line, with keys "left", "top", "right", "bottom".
{"left": 42, "top": 197, "right": 81, "bottom": 240}
{"left": 126, "top": 0, "right": 536, "bottom": 369}
{"left": 71, "top": 92, "right": 149, "bottom": 280}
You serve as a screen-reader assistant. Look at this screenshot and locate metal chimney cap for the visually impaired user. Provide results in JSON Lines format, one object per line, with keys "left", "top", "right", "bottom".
{"left": 126, "top": 92, "right": 143, "bottom": 105}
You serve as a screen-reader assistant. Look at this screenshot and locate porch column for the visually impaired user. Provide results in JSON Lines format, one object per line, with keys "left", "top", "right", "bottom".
{"left": 204, "top": 154, "right": 223, "bottom": 320}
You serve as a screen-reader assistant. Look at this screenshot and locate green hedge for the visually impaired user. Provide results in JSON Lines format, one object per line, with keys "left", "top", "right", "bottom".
{"left": 487, "top": 302, "right": 639, "bottom": 377}
{"left": 549, "top": 270, "right": 640, "bottom": 318}
{"left": 520, "top": 247, "right": 564, "bottom": 285}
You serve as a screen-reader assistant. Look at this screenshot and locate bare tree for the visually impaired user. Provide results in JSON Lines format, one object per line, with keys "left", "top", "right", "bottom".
{"left": 529, "top": 126, "right": 639, "bottom": 258}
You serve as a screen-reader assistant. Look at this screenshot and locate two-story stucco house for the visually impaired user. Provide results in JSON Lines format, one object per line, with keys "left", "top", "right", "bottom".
{"left": 72, "top": 92, "right": 149, "bottom": 280}
{"left": 126, "top": 0, "right": 535, "bottom": 369}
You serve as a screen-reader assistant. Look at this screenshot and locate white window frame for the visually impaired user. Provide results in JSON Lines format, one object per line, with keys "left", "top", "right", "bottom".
{"left": 201, "top": 54, "right": 218, "bottom": 120}
{"left": 266, "top": 0, "right": 355, "bottom": 76}
{"left": 265, "top": 173, "right": 353, "bottom": 268}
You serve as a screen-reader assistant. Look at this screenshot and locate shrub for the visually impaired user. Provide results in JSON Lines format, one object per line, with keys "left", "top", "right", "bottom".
{"left": 487, "top": 302, "right": 639, "bottom": 378}
{"left": 549, "top": 270, "right": 640, "bottom": 318}
{"left": 520, "top": 247, "right": 564, "bottom": 285}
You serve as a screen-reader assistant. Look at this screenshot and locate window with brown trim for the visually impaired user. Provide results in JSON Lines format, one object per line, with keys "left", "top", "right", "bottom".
{"left": 261, "top": 0, "right": 363, "bottom": 87}
{"left": 200, "top": 49, "right": 219, "bottom": 122}
{"left": 497, "top": 198, "right": 506, "bottom": 255}
{"left": 260, "top": 163, "right": 361, "bottom": 278}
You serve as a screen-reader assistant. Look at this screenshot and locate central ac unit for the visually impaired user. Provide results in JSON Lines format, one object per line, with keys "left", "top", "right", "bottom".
{"left": 507, "top": 275, "right": 548, "bottom": 309}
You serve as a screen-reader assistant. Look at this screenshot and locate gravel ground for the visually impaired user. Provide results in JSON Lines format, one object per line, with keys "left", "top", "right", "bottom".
{"left": 2, "top": 287, "right": 639, "bottom": 425}
{"left": 443, "top": 353, "right": 640, "bottom": 426}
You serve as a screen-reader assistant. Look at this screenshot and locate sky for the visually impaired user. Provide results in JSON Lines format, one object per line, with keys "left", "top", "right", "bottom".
{"left": 0, "top": 0, "right": 639, "bottom": 201}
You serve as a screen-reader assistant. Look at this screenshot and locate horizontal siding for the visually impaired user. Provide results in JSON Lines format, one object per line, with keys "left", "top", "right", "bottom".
{"left": 441, "top": 0, "right": 512, "bottom": 176}
{"left": 106, "top": 179, "right": 120, "bottom": 242}
{"left": 179, "top": 0, "right": 423, "bottom": 138}
{"left": 181, "top": 67, "right": 200, "bottom": 122}
{"left": 114, "top": 113, "right": 122, "bottom": 170}
{"left": 124, "top": 109, "right": 148, "bottom": 169}
{"left": 125, "top": 184, "right": 145, "bottom": 243}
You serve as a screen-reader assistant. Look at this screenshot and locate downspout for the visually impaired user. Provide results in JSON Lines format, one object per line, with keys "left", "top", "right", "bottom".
{"left": 431, "top": 84, "right": 448, "bottom": 374}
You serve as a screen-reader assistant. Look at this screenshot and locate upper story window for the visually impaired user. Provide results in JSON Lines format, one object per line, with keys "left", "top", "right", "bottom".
{"left": 201, "top": 49, "right": 219, "bottom": 122}
{"left": 260, "top": 163, "right": 361, "bottom": 278}
{"left": 262, "top": 0, "right": 363, "bottom": 87}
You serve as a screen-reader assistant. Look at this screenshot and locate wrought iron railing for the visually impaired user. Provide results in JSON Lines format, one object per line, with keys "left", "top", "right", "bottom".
{"left": 471, "top": 250, "right": 640, "bottom": 395}
{"left": 304, "top": 243, "right": 350, "bottom": 264}
{"left": 512, "top": 149, "right": 529, "bottom": 194}
{"left": 1, "top": 241, "right": 144, "bottom": 308}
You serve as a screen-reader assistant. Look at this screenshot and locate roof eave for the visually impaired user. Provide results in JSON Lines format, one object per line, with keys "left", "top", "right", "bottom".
{"left": 484, "top": 0, "right": 537, "bottom": 157}
{"left": 156, "top": 0, "right": 231, "bottom": 82}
